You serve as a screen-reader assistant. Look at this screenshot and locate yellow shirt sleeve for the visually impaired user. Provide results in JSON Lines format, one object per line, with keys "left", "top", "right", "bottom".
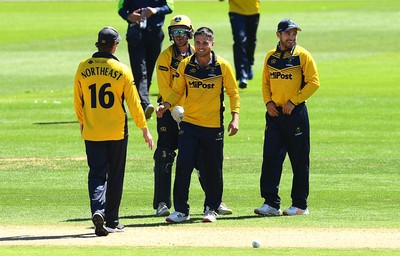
{"left": 156, "top": 46, "right": 174, "bottom": 104}
{"left": 122, "top": 64, "right": 148, "bottom": 129}
{"left": 221, "top": 58, "right": 240, "bottom": 114}
{"left": 289, "top": 49, "right": 320, "bottom": 105}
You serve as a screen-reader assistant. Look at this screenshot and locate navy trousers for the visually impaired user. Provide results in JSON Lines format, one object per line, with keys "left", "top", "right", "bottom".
{"left": 127, "top": 26, "right": 164, "bottom": 110}
{"left": 173, "top": 122, "right": 224, "bottom": 215}
{"left": 260, "top": 103, "right": 310, "bottom": 210}
{"left": 85, "top": 137, "right": 128, "bottom": 227}
{"left": 229, "top": 12, "right": 259, "bottom": 81}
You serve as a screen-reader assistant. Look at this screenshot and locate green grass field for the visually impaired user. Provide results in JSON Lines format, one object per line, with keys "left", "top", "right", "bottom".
{"left": 1, "top": 0, "right": 399, "bottom": 255}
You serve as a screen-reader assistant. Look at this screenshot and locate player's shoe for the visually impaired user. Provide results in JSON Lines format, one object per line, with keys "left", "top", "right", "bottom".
{"left": 203, "top": 207, "right": 218, "bottom": 223}
{"left": 156, "top": 202, "right": 170, "bottom": 217}
{"left": 92, "top": 212, "right": 109, "bottom": 236}
{"left": 106, "top": 223, "right": 126, "bottom": 233}
{"left": 283, "top": 206, "right": 309, "bottom": 216}
{"left": 239, "top": 78, "right": 247, "bottom": 89}
{"left": 144, "top": 104, "right": 154, "bottom": 119}
{"left": 217, "top": 202, "right": 233, "bottom": 215}
{"left": 254, "top": 204, "right": 282, "bottom": 216}
{"left": 248, "top": 67, "right": 254, "bottom": 80}
{"left": 166, "top": 211, "right": 190, "bottom": 223}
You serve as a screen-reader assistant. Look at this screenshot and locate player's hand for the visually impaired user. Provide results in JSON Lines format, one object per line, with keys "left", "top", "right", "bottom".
{"left": 145, "top": 7, "right": 157, "bottom": 17}
{"left": 127, "top": 9, "right": 142, "bottom": 23}
{"left": 266, "top": 101, "right": 279, "bottom": 117}
{"left": 227, "top": 112, "right": 239, "bottom": 136}
{"left": 282, "top": 101, "right": 295, "bottom": 115}
{"left": 142, "top": 128, "right": 154, "bottom": 150}
{"left": 156, "top": 102, "right": 170, "bottom": 118}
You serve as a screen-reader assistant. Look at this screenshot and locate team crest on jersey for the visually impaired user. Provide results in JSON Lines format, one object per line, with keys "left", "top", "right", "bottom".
{"left": 286, "top": 57, "right": 294, "bottom": 67}
{"left": 270, "top": 59, "right": 276, "bottom": 64}
{"left": 208, "top": 67, "right": 217, "bottom": 77}
{"left": 189, "top": 68, "right": 196, "bottom": 73}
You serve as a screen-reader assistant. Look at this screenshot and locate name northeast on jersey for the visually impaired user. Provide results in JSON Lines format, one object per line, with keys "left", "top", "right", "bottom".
{"left": 81, "top": 60, "right": 123, "bottom": 80}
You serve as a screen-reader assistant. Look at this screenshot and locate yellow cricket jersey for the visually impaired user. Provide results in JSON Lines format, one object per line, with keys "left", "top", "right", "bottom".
{"left": 165, "top": 52, "right": 240, "bottom": 128}
{"left": 262, "top": 44, "right": 320, "bottom": 107}
{"left": 156, "top": 44, "right": 194, "bottom": 108}
{"left": 229, "top": 0, "right": 260, "bottom": 15}
{"left": 74, "top": 52, "right": 147, "bottom": 141}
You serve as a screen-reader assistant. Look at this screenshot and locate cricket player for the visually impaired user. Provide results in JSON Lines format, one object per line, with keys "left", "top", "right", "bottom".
{"left": 153, "top": 15, "right": 232, "bottom": 217}
{"left": 157, "top": 27, "right": 240, "bottom": 223}
{"left": 254, "top": 18, "right": 320, "bottom": 216}
{"left": 74, "top": 26, "right": 154, "bottom": 236}
{"left": 226, "top": 0, "right": 261, "bottom": 89}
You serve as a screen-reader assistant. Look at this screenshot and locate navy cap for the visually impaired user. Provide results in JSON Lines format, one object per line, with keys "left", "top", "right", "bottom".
{"left": 277, "top": 18, "right": 302, "bottom": 32}
{"left": 96, "top": 26, "right": 121, "bottom": 47}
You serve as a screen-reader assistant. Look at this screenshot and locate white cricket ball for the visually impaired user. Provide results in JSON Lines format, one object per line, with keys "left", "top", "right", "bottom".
{"left": 252, "top": 240, "right": 260, "bottom": 248}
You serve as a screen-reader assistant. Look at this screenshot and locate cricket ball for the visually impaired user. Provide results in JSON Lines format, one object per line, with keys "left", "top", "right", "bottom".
{"left": 252, "top": 240, "right": 260, "bottom": 248}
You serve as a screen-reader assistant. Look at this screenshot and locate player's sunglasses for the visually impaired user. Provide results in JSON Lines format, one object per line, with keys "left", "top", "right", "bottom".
{"left": 171, "top": 28, "right": 188, "bottom": 37}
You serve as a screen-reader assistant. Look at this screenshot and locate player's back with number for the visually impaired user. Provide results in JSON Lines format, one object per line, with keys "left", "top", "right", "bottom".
{"left": 74, "top": 54, "right": 145, "bottom": 141}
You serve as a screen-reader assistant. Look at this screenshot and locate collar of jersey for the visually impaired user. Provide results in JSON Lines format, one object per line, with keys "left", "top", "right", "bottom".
{"left": 173, "top": 44, "right": 193, "bottom": 58}
{"left": 92, "top": 51, "right": 119, "bottom": 61}
{"left": 276, "top": 42, "right": 297, "bottom": 55}
{"left": 190, "top": 51, "right": 216, "bottom": 67}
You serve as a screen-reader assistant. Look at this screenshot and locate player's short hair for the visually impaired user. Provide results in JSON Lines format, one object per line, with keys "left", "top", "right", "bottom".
{"left": 194, "top": 27, "right": 214, "bottom": 40}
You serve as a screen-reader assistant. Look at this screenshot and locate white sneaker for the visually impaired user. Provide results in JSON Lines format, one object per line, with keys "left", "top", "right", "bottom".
{"left": 106, "top": 223, "right": 126, "bottom": 233}
{"left": 166, "top": 211, "right": 190, "bottom": 223}
{"left": 254, "top": 204, "right": 282, "bottom": 216}
{"left": 203, "top": 208, "right": 218, "bottom": 223}
{"left": 156, "top": 202, "right": 170, "bottom": 217}
{"left": 144, "top": 104, "right": 154, "bottom": 119}
{"left": 283, "top": 206, "right": 309, "bottom": 216}
{"left": 217, "top": 202, "right": 232, "bottom": 215}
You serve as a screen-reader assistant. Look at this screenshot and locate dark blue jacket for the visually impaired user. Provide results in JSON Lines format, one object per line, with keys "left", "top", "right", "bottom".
{"left": 118, "top": 0, "right": 174, "bottom": 30}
